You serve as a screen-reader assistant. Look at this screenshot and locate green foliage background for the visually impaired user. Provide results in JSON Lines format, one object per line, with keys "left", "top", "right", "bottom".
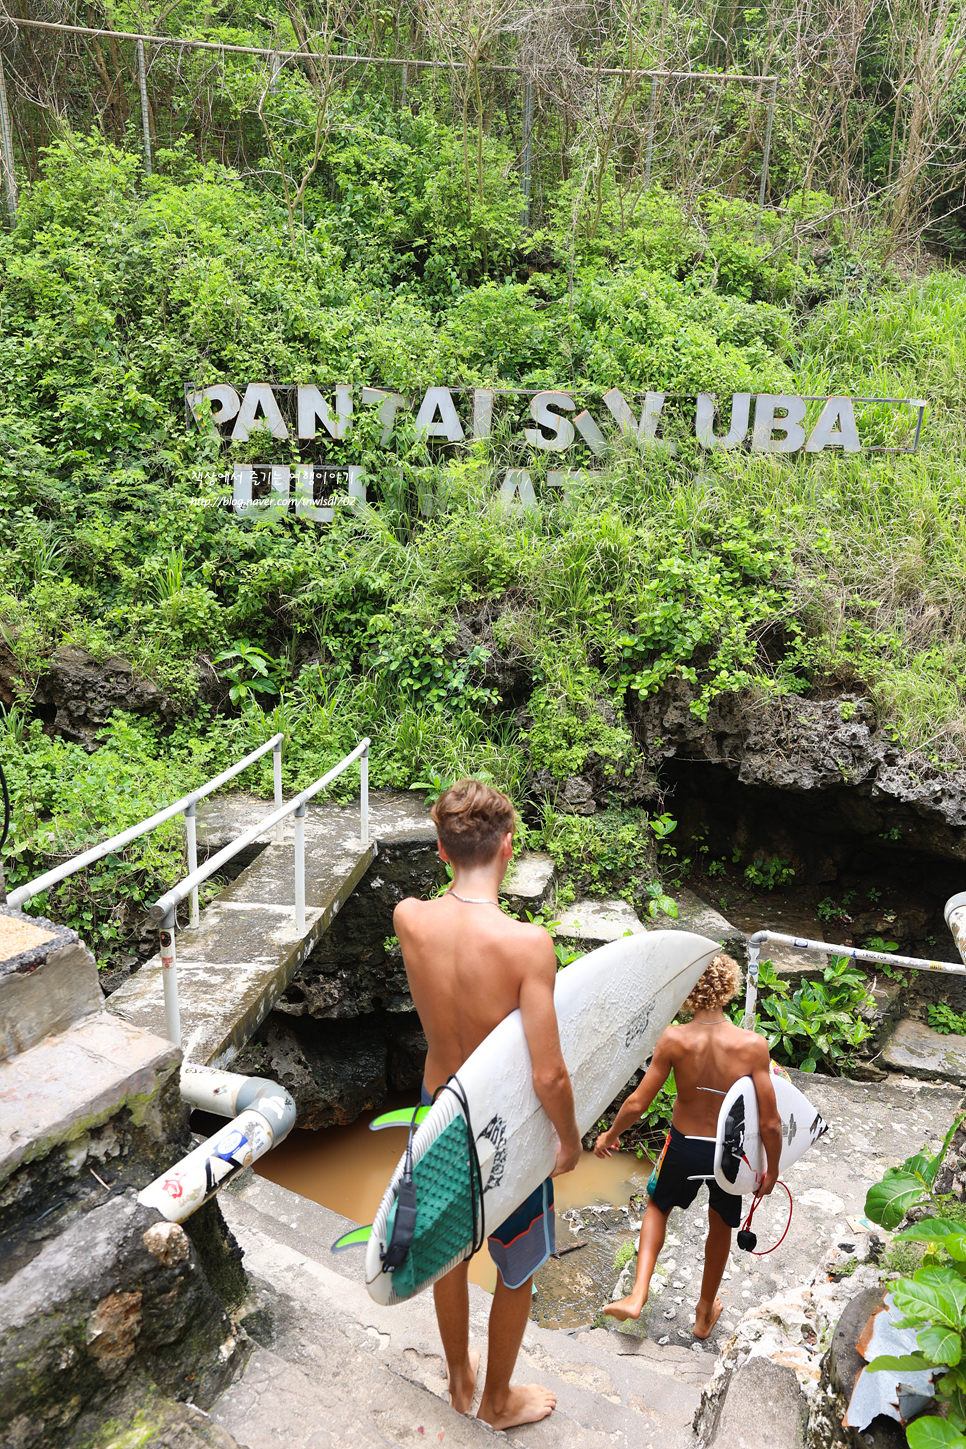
{"left": 0, "top": 124, "right": 964, "bottom": 953}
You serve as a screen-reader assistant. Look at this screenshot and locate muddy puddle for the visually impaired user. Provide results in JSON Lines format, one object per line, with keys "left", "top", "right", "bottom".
{"left": 253, "top": 1098, "right": 653, "bottom": 1308}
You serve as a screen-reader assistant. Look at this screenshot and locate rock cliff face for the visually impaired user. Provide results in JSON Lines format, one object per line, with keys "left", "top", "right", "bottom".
{"left": 631, "top": 684, "right": 966, "bottom": 872}
{"left": 1, "top": 641, "right": 177, "bottom": 749}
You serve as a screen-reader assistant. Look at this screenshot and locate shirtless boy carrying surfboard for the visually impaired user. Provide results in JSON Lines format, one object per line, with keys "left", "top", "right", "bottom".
{"left": 593, "top": 954, "right": 782, "bottom": 1338}
{"left": 395, "top": 779, "right": 582, "bottom": 1429}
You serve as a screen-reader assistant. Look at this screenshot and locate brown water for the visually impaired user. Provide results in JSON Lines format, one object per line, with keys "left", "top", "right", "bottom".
{"left": 254, "top": 1098, "right": 651, "bottom": 1297}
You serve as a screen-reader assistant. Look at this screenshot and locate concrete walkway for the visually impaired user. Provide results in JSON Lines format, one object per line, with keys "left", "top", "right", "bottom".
{"left": 107, "top": 792, "right": 439, "bottom": 1066}
{"left": 217, "top": 1172, "right": 709, "bottom": 1449}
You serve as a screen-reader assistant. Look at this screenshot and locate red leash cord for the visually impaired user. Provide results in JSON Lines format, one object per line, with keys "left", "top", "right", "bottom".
{"left": 740, "top": 1180, "right": 793, "bottom": 1256}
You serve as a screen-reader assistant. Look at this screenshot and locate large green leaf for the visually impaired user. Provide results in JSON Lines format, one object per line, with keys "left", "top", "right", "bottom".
{"left": 866, "top": 1353, "right": 936, "bottom": 1374}
{"left": 906, "top": 1149, "right": 942, "bottom": 1186}
{"left": 894, "top": 1269, "right": 966, "bottom": 1328}
{"left": 918, "top": 1326, "right": 964, "bottom": 1366}
{"left": 898, "top": 1222, "right": 966, "bottom": 1244}
{"left": 906, "top": 1415, "right": 966, "bottom": 1449}
{"left": 866, "top": 1169, "right": 928, "bottom": 1229}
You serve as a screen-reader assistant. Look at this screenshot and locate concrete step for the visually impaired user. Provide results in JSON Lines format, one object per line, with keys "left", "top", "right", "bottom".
{"left": 0, "top": 906, "right": 102, "bottom": 1062}
{"left": 0, "top": 1012, "right": 179, "bottom": 1190}
{"left": 108, "top": 811, "right": 376, "bottom": 1065}
{"left": 217, "top": 1175, "right": 706, "bottom": 1448}
{"left": 881, "top": 1016, "right": 966, "bottom": 1086}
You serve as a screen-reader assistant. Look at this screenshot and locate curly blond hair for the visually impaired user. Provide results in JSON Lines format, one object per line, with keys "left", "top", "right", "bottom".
{"left": 679, "top": 953, "right": 743, "bottom": 1017}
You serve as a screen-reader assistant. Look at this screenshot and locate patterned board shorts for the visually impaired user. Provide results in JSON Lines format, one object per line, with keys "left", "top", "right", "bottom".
{"left": 421, "top": 1083, "right": 555, "bottom": 1288}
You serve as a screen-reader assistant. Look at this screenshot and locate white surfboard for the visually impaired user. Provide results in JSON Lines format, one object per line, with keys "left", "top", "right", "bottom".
{"left": 362, "top": 929, "right": 720, "bottom": 1304}
{"left": 714, "top": 1067, "right": 828, "bottom": 1195}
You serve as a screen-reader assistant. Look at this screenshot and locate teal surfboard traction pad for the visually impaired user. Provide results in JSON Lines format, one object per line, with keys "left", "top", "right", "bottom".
{"left": 332, "top": 1089, "right": 485, "bottom": 1303}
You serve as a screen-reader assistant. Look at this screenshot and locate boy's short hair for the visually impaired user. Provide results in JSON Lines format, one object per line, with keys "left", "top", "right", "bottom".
{"left": 431, "top": 779, "right": 516, "bottom": 868}
{"left": 680, "top": 953, "right": 743, "bottom": 1017}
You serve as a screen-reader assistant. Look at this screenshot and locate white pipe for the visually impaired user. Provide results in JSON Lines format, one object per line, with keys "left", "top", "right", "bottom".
{"left": 159, "top": 909, "right": 180, "bottom": 1048}
{"left": 139, "top": 1067, "right": 297, "bottom": 1222}
{"left": 180, "top": 1062, "right": 297, "bottom": 1128}
{"left": 150, "top": 737, "right": 371, "bottom": 923}
{"left": 8, "top": 731, "right": 284, "bottom": 908}
{"left": 138, "top": 1107, "right": 280, "bottom": 1222}
{"left": 742, "top": 939, "right": 760, "bottom": 1029}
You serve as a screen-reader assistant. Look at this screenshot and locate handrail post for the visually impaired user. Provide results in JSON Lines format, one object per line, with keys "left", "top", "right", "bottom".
{"left": 361, "top": 743, "right": 369, "bottom": 845}
{"left": 743, "top": 933, "right": 763, "bottom": 1029}
{"left": 946, "top": 893, "right": 966, "bottom": 967}
{"left": 184, "top": 799, "right": 199, "bottom": 928}
{"left": 159, "top": 907, "right": 181, "bottom": 1048}
{"left": 273, "top": 739, "right": 284, "bottom": 843}
{"left": 294, "top": 800, "right": 306, "bottom": 935}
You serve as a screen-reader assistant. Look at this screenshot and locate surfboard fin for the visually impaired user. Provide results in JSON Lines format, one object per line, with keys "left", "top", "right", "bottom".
{"left": 331, "top": 1225, "right": 372, "bottom": 1252}
{"left": 369, "top": 1106, "right": 430, "bottom": 1131}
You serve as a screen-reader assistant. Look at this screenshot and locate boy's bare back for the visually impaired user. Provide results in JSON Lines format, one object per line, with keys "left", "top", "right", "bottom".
{"left": 394, "top": 894, "right": 558, "bottom": 1094}
{"left": 654, "top": 1018, "right": 775, "bottom": 1137}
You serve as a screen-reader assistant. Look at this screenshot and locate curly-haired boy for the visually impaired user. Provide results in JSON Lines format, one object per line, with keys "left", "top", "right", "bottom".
{"left": 593, "top": 953, "right": 781, "bottom": 1338}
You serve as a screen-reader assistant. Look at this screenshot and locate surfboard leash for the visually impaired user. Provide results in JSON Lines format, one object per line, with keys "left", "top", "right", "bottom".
{"left": 736, "top": 1180, "right": 793, "bottom": 1256}
{"left": 380, "top": 1102, "right": 421, "bottom": 1272}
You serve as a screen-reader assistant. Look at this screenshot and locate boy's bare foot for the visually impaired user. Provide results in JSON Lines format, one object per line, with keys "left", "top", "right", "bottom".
{"left": 694, "top": 1296, "right": 723, "bottom": 1339}
{"left": 447, "top": 1349, "right": 481, "bottom": 1413}
{"left": 477, "top": 1384, "right": 557, "bottom": 1429}
{"left": 604, "top": 1292, "right": 647, "bottom": 1322}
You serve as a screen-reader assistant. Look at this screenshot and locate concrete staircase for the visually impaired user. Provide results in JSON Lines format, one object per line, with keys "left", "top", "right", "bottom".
{"left": 215, "top": 1173, "right": 711, "bottom": 1449}
{"left": 0, "top": 906, "right": 179, "bottom": 1213}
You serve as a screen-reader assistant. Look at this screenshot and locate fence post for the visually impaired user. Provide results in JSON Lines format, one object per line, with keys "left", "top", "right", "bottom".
{"left": 758, "top": 78, "right": 777, "bottom": 209}
{"left": 136, "top": 40, "right": 153, "bottom": 176}
{"left": 293, "top": 800, "right": 306, "bottom": 935}
{"left": 520, "top": 70, "right": 534, "bottom": 226}
{"left": 0, "top": 55, "right": 17, "bottom": 224}
{"left": 401, "top": 60, "right": 408, "bottom": 109}
{"left": 273, "top": 738, "right": 284, "bottom": 843}
{"left": 184, "top": 799, "right": 200, "bottom": 928}
{"left": 159, "top": 908, "right": 181, "bottom": 1048}
{"left": 360, "top": 744, "right": 369, "bottom": 845}
{"left": 643, "top": 76, "right": 659, "bottom": 192}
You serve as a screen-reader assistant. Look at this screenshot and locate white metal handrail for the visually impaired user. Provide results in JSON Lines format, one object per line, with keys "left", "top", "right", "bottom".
{"left": 742, "top": 923, "right": 966, "bottom": 1028}
{"left": 7, "top": 732, "right": 286, "bottom": 923}
{"left": 149, "top": 737, "right": 370, "bottom": 1046}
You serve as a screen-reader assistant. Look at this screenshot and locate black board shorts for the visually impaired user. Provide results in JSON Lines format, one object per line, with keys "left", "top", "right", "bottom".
{"left": 647, "top": 1124, "right": 743, "bottom": 1229}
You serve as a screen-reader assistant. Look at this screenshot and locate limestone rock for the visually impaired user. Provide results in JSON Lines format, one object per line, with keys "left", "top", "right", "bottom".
{"left": 9, "top": 644, "right": 179, "bottom": 750}
{"left": 501, "top": 851, "right": 557, "bottom": 917}
{"left": 0, "top": 1193, "right": 241, "bottom": 1445}
{"left": 648, "top": 888, "right": 748, "bottom": 965}
{"left": 881, "top": 1017, "right": 966, "bottom": 1085}
{"left": 632, "top": 682, "right": 966, "bottom": 867}
{"left": 697, "top": 1356, "right": 807, "bottom": 1448}
{"left": 556, "top": 898, "right": 645, "bottom": 950}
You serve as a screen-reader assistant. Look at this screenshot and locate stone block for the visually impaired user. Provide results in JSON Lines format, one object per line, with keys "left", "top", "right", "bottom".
{"left": 501, "top": 851, "right": 557, "bottom": 917}
{"left": 648, "top": 889, "right": 748, "bottom": 965}
{"left": 0, "top": 912, "right": 103, "bottom": 1062}
{"left": 0, "top": 1191, "right": 240, "bottom": 1445}
{"left": 556, "top": 898, "right": 645, "bottom": 950}
{"left": 881, "top": 1017, "right": 966, "bottom": 1086}
{"left": 700, "top": 1355, "right": 806, "bottom": 1448}
{"left": 0, "top": 1012, "right": 180, "bottom": 1189}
